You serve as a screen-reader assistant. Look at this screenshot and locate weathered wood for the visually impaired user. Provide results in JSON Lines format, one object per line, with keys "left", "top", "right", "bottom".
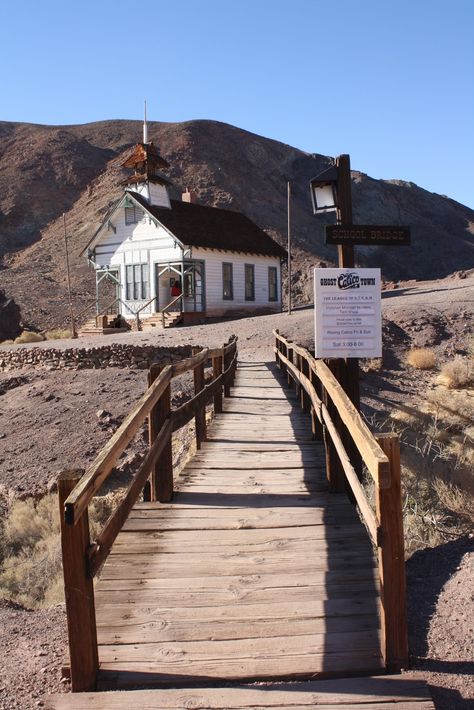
{"left": 310, "top": 357, "right": 388, "bottom": 486}
{"left": 274, "top": 332, "right": 389, "bottom": 487}
{"left": 323, "top": 360, "right": 346, "bottom": 493}
{"left": 212, "top": 352, "right": 223, "bottom": 413}
{"left": 375, "top": 434, "right": 408, "bottom": 671}
{"left": 89, "top": 419, "right": 173, "bottom": 576}
{"left": 45, "top": 675, "right": 434, "bottom": 709}
{"left": 58, "top": 470, "right": 98, "bottom": 692}
{"left": 310, "top": 365, "right": 324, "bottom": 440}
{"left": 321, "top": 403, "right": 378, "bottom": 543}
{"left": 152, "top": 367, "right": 173, "bottom": 502}
{"left": 64, "top": 366, "right": 172, "bottom": 525}
{"left": 193, "top": 359, "right": 206, "bottom": 448}
{"left": 171, "top": 347, "right": 208, "bottom": 376}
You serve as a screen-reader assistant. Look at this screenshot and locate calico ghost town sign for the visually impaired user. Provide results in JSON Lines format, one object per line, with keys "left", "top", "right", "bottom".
{"left": 314, "top": 267, "right": 382, "bottom": 359}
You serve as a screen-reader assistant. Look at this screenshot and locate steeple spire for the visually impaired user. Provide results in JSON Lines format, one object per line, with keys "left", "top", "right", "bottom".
{"left": 143, "top": 99, "right": 148, "bottom": 144}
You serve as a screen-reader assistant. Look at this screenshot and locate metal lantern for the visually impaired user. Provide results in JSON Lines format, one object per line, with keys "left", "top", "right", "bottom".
{"left": 309, "top": 165, "right": 339, "bottom": 214}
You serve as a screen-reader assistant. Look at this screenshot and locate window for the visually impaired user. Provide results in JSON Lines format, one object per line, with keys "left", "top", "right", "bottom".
{"left": 222, "top": 263, "right": 233, "bottom": 300}
{"left": 268, "top": 267, "right": 278, "bottom": 301}
{"left": 125, "top": 264, "right": 149, "bottom": 300}
{"left": 245, "top": 264, "right": 255, "bottom": 301}
{"left": 125, "top": 205, "right": 146, "bottom": 225}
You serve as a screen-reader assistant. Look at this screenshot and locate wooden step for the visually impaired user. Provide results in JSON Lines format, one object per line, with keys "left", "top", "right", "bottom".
{"left": 45, "top": 675, "right": 435, "bottom": 708}
{"left": 141, "top": 312, "right": 184, "bottom": 329}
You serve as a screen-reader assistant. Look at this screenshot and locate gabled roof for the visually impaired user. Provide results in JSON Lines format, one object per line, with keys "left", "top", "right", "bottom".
{"left": 131, "top": 191, "right": 287, "bottom": 258}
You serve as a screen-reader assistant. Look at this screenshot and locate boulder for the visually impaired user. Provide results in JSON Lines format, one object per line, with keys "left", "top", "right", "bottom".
{"left": 0, "top": 289, "right": 22, "bottom": 341}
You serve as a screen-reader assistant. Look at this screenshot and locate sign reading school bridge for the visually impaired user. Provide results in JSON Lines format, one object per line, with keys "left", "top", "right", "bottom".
{"left": 314, "top": 267, "right": 382, "bottom": 359}
{"left": 326, "top": 224, "right": 411, "bottom": 246}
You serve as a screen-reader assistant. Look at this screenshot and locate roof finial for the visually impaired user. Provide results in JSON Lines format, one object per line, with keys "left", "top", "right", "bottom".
{"left": 143, "top": 99, "right": 148, "bottom": 144}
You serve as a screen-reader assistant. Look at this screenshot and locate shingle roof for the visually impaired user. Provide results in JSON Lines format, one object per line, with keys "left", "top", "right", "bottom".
{"left": 131, "top": 192, "right": 287, "bottom": 259}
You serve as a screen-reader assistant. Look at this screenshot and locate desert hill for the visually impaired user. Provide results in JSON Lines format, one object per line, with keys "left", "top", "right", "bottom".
{"left": 0, "top": 118, "right": 473, "bottom": 330}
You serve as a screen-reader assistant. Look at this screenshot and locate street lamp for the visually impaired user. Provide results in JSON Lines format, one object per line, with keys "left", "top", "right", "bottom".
{"left": 309, "top": 164, "right": 339, "bottom": 214}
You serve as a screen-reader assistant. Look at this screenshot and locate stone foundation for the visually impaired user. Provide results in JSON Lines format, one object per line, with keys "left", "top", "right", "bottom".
{"left": 0, "top": 343, "right": 195, "bottom": 372}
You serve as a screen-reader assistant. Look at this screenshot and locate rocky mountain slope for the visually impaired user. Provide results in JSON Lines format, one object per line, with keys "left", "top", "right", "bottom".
{"left": 0, "top": 118, "right": 473, "bottom": 330}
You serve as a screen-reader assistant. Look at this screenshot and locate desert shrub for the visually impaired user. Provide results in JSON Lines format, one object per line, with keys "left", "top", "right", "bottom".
{"left": 361, "top": 357, "right": 383, "bottom": 373}
{"left": 0, "top": 492, "right": 119, "bottom": 608}
{"left": 406, "top": 348, "right": 436, "bottom": 370}
{"left": 44, "top": 328, "right": 72, "bottom": 340}
{"left": 14, "top": 330, "right": 45, "bottom": 344}
{"left": 437, "top": 356, "right": 473, "bottom": 389}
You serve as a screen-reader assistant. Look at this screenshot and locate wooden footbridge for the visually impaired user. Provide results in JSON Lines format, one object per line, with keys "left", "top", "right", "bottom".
{"left": 46, "top": 334, "right": 434, "bottom": 709}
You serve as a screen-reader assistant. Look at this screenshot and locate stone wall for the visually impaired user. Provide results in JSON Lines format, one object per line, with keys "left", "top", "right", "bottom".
{"left": 0, "top": 343, "right": 195, "bottom": 372}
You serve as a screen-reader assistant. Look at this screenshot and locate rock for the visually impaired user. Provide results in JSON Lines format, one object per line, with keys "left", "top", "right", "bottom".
{"left": 0, "top": 289, "right": 22, "bottom": 342}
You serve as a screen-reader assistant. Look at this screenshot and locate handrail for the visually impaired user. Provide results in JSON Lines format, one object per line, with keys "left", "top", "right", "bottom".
{"left": 273, "top": 329, "right": 408, "bottom": 672}
{"left": 59, "top": 336, "right": 238, "bottom": 691}
{"left": 64, "top": 365, "right": 173, "bottom": 525}
{"left": 134, "top": 294, "right": 157, "bottom": 315}
{"left": 273, "top": 330, "right": 389, "bottom": 487}
{"left": 161, "top": 293, "right": 183, "bottom": 314}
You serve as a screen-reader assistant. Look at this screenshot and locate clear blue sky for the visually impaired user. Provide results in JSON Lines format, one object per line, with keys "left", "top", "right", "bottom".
{"left": 3, "top": 0, "right": 473, "bottom": 208}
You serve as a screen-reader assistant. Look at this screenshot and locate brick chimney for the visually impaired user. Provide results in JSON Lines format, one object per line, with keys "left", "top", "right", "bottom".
{"left": 182, "top": 187, "right": 198, "bottom": 204}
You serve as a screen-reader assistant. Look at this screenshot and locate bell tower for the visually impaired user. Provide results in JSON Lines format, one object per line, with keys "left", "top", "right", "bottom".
{"left": 120, "top": 102, "right": 172, "bottom": 208}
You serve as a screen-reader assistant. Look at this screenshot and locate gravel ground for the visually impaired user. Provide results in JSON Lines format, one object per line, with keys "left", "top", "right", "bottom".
{"left": 0, "top": 272, "right": 473, "bottom": 708}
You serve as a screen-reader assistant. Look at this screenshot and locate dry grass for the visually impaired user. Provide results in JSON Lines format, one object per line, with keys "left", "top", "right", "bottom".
{"left": 361, "top": 357, "right": 383, "bottom": 373}
{"left": 44, "top": 328, "right": 73, "bottom": 340}
{"left": 381, "top": 352, "right": 474, "bottom": 553}
{"left": 14, "top": 330, "right": 45, "bottom": 344}
{"left": 437, "top": 355, "right": 474, "bottom": 389}
{"left": 0, "top": 492, "right": 116, "bottom": 608}
{"left": 406, "top": 347, "right": 437, "bottom": 370}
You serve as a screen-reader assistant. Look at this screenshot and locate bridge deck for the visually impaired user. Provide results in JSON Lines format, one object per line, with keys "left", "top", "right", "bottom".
{"left": 91, "top": 360, "right": 383, "bottom": 688}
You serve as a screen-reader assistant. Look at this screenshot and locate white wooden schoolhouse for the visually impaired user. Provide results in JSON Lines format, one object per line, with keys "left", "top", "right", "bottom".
{"left": 81, "top": 122, "right": 286, "bottom": 329}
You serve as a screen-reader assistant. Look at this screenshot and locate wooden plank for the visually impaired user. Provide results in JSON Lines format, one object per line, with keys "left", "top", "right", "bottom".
{"left": 96, "top": 613, "right": 379, "bottom": 644}
{"left": 45, "top": 675, "right": 434, "bottom": 708}
{"left": 95, "top": 567, "right": 377, "bottom": 591}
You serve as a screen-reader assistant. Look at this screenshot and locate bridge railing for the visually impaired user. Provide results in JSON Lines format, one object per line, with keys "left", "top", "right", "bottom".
{"left": 58, "top": 336, "right": 238, "bottom": 691}
{"left": 274, "top": 330, "right": 408, "bottom": 673}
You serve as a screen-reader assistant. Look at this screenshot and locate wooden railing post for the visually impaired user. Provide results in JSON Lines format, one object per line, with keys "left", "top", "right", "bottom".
{"left": 286, "top": 342, "right": 294, "bottom": 388}
{"left": 194, "top": 359, "right": 206, "bottom": 448}
{"left": 300, "top": 357, "right": 311, "bottom": 413}
{"left": 224, "top": 346, "right": 231, "bottom": 398}
{"left": 212, "top": 351, "right": 223, "bottom": 413}
{"left": 275, "top": 331, "right": 281, "bottom": 367}
{"left": 58, "top": 470, "right": 98, "bottom": 692}
{"left": 375, "top": 433, "right": 408, "bottom": 672}
{"left": 148, "top": 364, "right": 173, "bottom": 502}
{"left": 323, "top": 360, "right": 346, "bottom": 493}
{"left": 310, "top": 367, "right": 324, "bottom": 441}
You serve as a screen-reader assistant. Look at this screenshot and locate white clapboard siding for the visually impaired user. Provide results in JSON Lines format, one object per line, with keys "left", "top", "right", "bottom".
{"left": 192, "top": 248, "right": 281, "bottom": 314}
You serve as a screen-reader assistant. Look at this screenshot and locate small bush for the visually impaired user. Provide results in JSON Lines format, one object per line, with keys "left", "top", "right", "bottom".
{"left": 0, "top": 492, "right": 119, "bottom": 608}
{"left": 406, "top": 348, "right": 437, "bottom": 370}
{"left": 437, "top": 356, "right": 473, "bottom": 389}
{"left": 14, "top": 330, "right": 45, "bottom": 344}
{"left": 361, "top": 357, "right": 383, "bottom": 373}
{"left": 45, "top": 328, "right": 72, "bottom": 340}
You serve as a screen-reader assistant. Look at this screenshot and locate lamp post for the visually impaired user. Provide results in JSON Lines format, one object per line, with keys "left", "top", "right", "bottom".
{"left": 310, "top": 155, "right": 361, "bottom": 471}
{"left": 310, "top": 154, "right": 355, "bottom": 268}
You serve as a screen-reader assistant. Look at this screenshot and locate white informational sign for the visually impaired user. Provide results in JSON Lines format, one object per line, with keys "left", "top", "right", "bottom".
{"left": 314, "top": 268, "right": 382, "bottom": 359}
